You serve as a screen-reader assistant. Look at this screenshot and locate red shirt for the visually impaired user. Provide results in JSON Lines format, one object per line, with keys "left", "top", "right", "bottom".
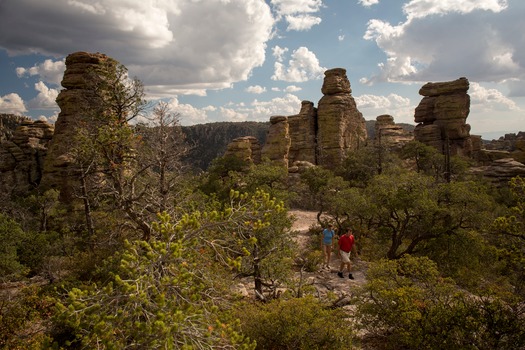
{"left": 338, "top": 234, "right": 355, "bottom": 253}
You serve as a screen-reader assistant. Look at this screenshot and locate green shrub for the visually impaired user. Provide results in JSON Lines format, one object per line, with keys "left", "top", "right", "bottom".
{"left": 0, "top": 214, "right": 28, "bottom": 280}
{"left": 355, "top": 255, "right": 525, "bottom": 349}
{"left": 236, "top": 296, "right": 354, "bottom": 349}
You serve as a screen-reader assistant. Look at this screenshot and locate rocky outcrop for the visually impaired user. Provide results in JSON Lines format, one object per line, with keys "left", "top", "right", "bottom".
{"left": 224, "top": 136, "right": 261, "bottom": 169}
{"left": 288, "top": 101, "right": 317, "bottom": 165}
{"left": 479, "top": 132, "right": 525, "bottom": 164}
{"left": 223, "top": 68, "right": 367, "bottom": 171}
{"left": 414, "top": 77, "right": 473, "bottom": 157}
{"left": 41, "top": 51, "right": 113, "bottom": 197}
{"left": 0, "top": 120, "right": 54, "bottom": 195}
{"left": 470, "top": 158, "right": 525, "bottom": 186}
{"left": 316, "top": 68, "right": 367, "bottom": 169}
{"left": 374, "top": 114, "right": 413, "bottom": 149}
{"left": 261, "top": 116, "right": 291, "bottom": 167}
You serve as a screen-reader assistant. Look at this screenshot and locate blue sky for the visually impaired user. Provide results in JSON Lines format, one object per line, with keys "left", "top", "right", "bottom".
{"left": 0, "top": 0, "right": 524, "bottom": 139}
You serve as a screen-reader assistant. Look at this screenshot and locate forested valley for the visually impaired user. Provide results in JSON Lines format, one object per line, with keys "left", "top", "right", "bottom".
{"left": 1, "top": 59, "right": 524, "bottom": 350}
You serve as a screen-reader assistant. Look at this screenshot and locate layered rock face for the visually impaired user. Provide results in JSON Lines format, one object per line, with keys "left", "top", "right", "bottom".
{"left": 288, "top": 101, "right": 317, "bottom": 165}
{"left": 414, "top": 77, "right": 472, "bottom": 156}
{"left": 41, "top": 51, "right": 113, "bottom": 196}
{"left": 470, "top": 158, "right": 525, "bottom": 186}
{"left": 224, "top": 136, "right": 261, "bottom": 169}
{"left": 316, "top": 68, "right": 367, "bottom": 169}
{"left": 260, "top": 116, "right": 291, "bottom": 167}
{"left": 480, "top": 132, "right": 525, "bottom": 164}
{"left": 374, "top": 114, "right": 413, "bottom": 148}
{"left": 0, "top": 120, "right": 54, "bottom": 195}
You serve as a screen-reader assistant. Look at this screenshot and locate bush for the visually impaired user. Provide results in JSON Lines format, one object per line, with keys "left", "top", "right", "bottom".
{"left": 0, "top": 214, "right": 28, "bottom": 280}
{"left": 355, "top": 255, "right": 525, "bottom": 349}
{"left": 236, "top": 296, "right": 354, "bottom": 349}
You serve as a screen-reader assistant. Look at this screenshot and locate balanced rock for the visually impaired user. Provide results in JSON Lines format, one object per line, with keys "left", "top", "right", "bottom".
{"left": 414, "top": 77, "right": 472, "bottom": 157}
{"left": 316, "top": 68, "right": 367, "bottom": 169}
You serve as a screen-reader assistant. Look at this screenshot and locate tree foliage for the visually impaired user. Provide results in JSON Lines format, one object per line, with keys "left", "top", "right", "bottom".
{"left": 355, "top": 255, "right": 525, "bottom": 349}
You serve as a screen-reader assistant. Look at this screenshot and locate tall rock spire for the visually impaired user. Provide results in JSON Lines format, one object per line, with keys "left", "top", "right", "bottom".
{"left": 316, "top": 68, "right": 367, "bottom": 169}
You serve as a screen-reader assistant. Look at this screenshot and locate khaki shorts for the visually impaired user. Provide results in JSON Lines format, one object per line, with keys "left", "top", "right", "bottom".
{"left": 340, "top": 250, "right": 351, "bottom": 263}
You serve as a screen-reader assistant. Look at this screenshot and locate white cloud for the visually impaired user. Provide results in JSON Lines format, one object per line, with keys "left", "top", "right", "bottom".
{"left": 355, "top": 93, "right": 413, "bottom": 123}
{"left": 362, "top": 0, "right": 524, "bottom": 86}
{"left": 338, "top": 34, "right": 345, "bottom": 41}
{"left": 246, "top": 85, "right": 267, "bottom": 94}
{"left": 0, "top": 93, "right": 27, "bottom": 114}
{"left": 16, "top": 58, "right": 65, "bottom": 86}
{"left": 166, "top": 97, "right": 211, "bottom": 125}
{"left": 469, "top": 82, "right": 521, "bottom": 112}
{"left": 285, "top": 14, "right": 321, "bottom": 31}
{"left": 0, "top": 0, "right": 274, "bottom": 94}
{"left": 270, "top": 0, "right": 323, "bottom": 31}
{"left": 284, "top": 85, "right": 302, "bottom": 92}
{"left": 272, "top": 46, "right": 326, "bottom": 82}
{"left": 270, "top": 0, "right": 323, "bottom": 16}
{"left": 272, "top": 45, "right": 289, "bottom": 62}
{"left": 358, "top": 0, "right": 379, "bottom": 7}
{"left": 213, "top": 93, "right": 302, "bottom": 122}
{"left": 402, "top": 0, "right": 508, "bottom": 20}
{"left": 27, "top": 81, "right": 60, "bottom": 109}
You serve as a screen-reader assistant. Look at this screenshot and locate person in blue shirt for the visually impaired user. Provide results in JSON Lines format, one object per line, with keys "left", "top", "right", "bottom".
{"left": 320, "top": 223, "right": 335, "bottom": 270}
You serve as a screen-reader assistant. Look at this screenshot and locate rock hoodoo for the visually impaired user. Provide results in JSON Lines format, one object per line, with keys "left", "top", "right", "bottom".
{"left": 287, "top": 101, "right": 317, "bottom": 166}
{"left": 225, "top": 68, "right": 368, "bottom": 171}
{"left": 223, "top": 136, "right": 261, "bottom": 169}
{"left": 260, "top": 116, "right": 291, "bottom": 167}
{"left": 414, "top": 77, "right": 472, "bottom": 157}
{"left": 41, "top": 51, "right": 114, "bottom": 197}
{"left": 316, "top": 68, "right": 367, "bottom": 169}
{"left": 374, "top": 114, "right": 413, "bottom": 149}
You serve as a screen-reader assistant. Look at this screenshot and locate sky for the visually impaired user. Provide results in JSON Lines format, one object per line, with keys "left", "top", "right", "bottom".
{"left": 0, "top": 0, "right": 524, "bottom": 140}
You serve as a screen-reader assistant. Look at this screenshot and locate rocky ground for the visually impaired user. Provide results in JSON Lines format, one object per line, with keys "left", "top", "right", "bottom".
{"left": 234, "top": 210, "right": 368, "bottom": 301}
{"left": 288, "top": 210, "right": 368, "bottom": 299}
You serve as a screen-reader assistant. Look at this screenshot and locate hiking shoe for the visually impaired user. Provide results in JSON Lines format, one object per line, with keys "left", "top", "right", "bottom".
{"left": 348, "top": 273, "right": 354, "bottom": 280}
{"left": 337, "top": 272, "right": 344, "bottom": 278}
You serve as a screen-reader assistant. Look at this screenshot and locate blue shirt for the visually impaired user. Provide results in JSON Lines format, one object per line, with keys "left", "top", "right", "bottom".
{"left": 322, "top": 228, "right": 335, "bottom": 245}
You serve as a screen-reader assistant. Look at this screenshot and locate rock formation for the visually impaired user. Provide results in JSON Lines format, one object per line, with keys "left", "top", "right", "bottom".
{"left": 223, "top": 136, "right": 261, "bottom": 169}
{"left": 414, "top": 77, "right": 472, "bottom": 157}
{"left": 224, "top": 68, "right": 367, "bottom": 171}
{"left": 288, "top": 101, "right": 317, "bottom": 165}
{"left": 374, "top": 114, "right": 413, "bottom": 149}
{"left": 316, "top": 68, "right": 367, "bottom": 169}
{"left": 470, "top": 158, "right": 525, "bottom": 186}
{"left": 0, "top": 120, "right": 54, "bottom": 195}
{"left": 260, "top": 116, "right": 291, "bottom": 167}
{"left": 480, "top": 132, "right": 525, "bottom": 164}
{"left": 40, "top": 51, "right": 114, "bottom": 198}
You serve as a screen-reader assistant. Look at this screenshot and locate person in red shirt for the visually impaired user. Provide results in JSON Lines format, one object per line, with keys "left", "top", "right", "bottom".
{"left": 338, "top": 227, "right": 357, "bottom": 279}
